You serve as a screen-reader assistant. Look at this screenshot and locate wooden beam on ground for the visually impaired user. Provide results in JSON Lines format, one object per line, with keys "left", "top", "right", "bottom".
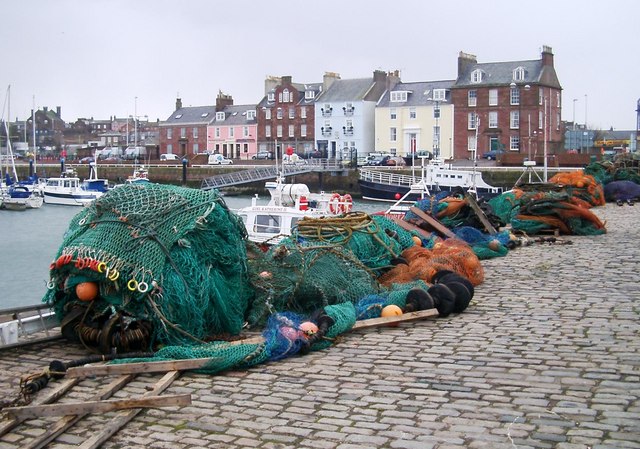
{"left": 63, "top": 309, "right": 441, "bottom": 377}
{"left": 23, "top": 375, "right": 134, "bottom": 449}
{"left": 464, "top": 192, "right": 497, "bottom": 235}
{"left": 5, "top": 393, "right": 191, "bottom": 420}
{"left": 65, "top": 357, "right": 217, "bottom": 379}
{"left": 78, "top": 370, "right": 181, "bottom": 449}
{"left": 408, "top": 206, "right": 457, "bottom": 239}
{"left": 0, "top": 377, "right": 80, "bottom": 437}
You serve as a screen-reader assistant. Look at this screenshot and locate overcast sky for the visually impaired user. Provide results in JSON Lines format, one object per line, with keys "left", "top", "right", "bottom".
{"left": 1, "top": 0, "right": 638, "bottom": 131}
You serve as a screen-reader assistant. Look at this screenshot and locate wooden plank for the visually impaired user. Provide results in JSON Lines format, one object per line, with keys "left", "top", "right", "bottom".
{"left": 65, "top": 357, "right": 216, "bottom": 379}
{"left": 0, "top": 377, "right": 80, "bottom": 437}
{"left": 352, "top": 308, "right": 439, "bottom": 330}
{"left": 408, "top": 206, "right": 457, "bottom": 239}
{"left": 389, "top": 217, "right": 434, "bottom": 239}
{"left": 464, "top": 192, "right": 497, "bottom": 235}
{"left": 5, "top": 393, "right": 191, "bottom": 420}
{"left": 24, "top": 375, "right": 134, "bottom": 449}
{"left": 78, "top": 370, "right": 181, "bottom": 449}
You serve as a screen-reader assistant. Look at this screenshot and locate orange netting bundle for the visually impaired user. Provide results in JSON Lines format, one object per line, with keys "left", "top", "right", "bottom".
{"left": 513, "top": 197, "right": 606, "bottom": 236}
{"left": 549, "top": 171, "right": 606, "bottom": 207}
{"left": 378, "top": 238, "right": 484, "bottom": 287}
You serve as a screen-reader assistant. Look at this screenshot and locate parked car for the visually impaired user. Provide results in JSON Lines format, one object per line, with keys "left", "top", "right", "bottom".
{"left": 481, "top": 149, "right": 505, "bottom": 160}
{"left": 78, "top": 156, "right": 94, "bottom": 164}
{"left": 160, "top": 153, "right": 180, "bottom": 161}
{"left": 252, "top": 151, "right": 273, "bottom": 160}
{"left": 208, "top": 154, "right": 233, "bottom": 165}
{"left": 366, "top": 155, "right": 391, "bottom": 166}
{"left": 385, "top": 156, "right": 406, "bottom": 166}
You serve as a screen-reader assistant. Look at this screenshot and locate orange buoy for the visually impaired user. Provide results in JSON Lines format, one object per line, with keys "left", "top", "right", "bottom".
{"left": 76, "top": 282, "right": 99, "bottom": 302}
{"left": 381, "top": 304, "right": 403, "bottom": 317}
{"left": 412, "top": 235, "right": 422, "bottom": 246}
{"left": 299, "top": 321, "right": 319, "bottom": 337}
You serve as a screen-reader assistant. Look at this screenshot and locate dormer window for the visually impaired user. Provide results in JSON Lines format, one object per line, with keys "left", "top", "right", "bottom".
{"left": 305, "top": 90, "right": 315, "bottom": 100}
{"left": 246, "top": 110, "right": 255, "bottom": 120}
{"left": 513, "top": 66, "right": 526, "bottom": 82}
{"left": 267, "top": 92, "right": 275, "bottom": 102}
{"left": 432, "top": 89, "right": 446, "bottom": 101}
{"left": 390, "top": 91, "right": 408, "bottom": 102}
{"left": 216, "top": 112, "right": 225, "bottom": 121}
{"left": 471, "top": 69, "right": 483, "bottom": 84}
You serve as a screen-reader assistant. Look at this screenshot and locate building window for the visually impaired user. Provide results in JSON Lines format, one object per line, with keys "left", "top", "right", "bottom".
{"left": 390, "top": 108, "right": 397, "bottom": 120}
{"left": 215, "top": 127, "right": 220, "bottom": 138}
{"left": 510, "top": 135, "right": 520, "bottom": 150}
{"left": 243, "top": 126, "right": 249, "bottom": 137}
{"left": 289, "top": 107, "right": 295, "bottom": 119}
{"left": 344, "top": 102, "right": 354, "bottom": 115}
{"left": 488, "top": 111, "right": 498, "bottom": 128}
{"left": 489, "top": 89, "right": 498, "bottom": 106}
{"left": 390, "top": 91, "right": 408, "bottom": 102}
{"left": 216, "top": 112, "right": 225, "bottom": 121}
{"left": 229, "top": 127, "right": 234, "bottom": 137}
{"left": 265, "top": 108, "right": 271, "bottom": 120}
{"left": 167, "top": 128, "right": 172, "bottom": 139}
{"left": 510, "top": 111, "right": 520, "bottom": 129}
{"left": 390, "top": 127, "right": 397, "bottom": 142}
{"left": 180, "top": 127, "right": 186, "bottom": 138}
{"left": 510, "top": 86, "right": 520, "bottom": 105}
{"left": 468, "top": 113, "right": 478, "bottom": 130}
{"left": 193, "top": 143, "right": 199, "bottom": 153}
{"left": 265, "top": 125, "right": 271, "bottom": 138}
{"left": 322, "top": 103, "right": 332, "bottom": 116}
{"left": 471, "top": 69, "right": 483, "bottom": 84}
{"left": 301, "top": 106, "right": 307, "bottom": 119}
{"left": 432, "top": 89, "right": 446, "bottom": 101}
{"left": 513, "top": 67, "right": 526, "bottom": 82}
{"left": 305, "top": 90, "right": 315, "bottom": 100}
{"left": 167, "top": 144, "right": 172, "bottom": 153}
{"left": 468, "top": 90, "right": 477, "bottom": 107}
{"left": 409, "top": 107, "right": 416, "bottom": 119}
{"left": 468, "top": 135, "right": 477, "bottom": 151}
{"left": 267, "top": 92, "right": 275, "bottom": 102}
{"left": 277, "top": 108, "right": 283, "bottom": 119}
{"left": 539, "top": 88, "right": 544, "bottom": 105}
{"left": 288, "top": 124, "right": 294, "bottom": 137}
{"left": 277, "top": 125, "right": 283, "bottom": 138}
{"left": 282, "top": 89, "right": 291, "bottom": 103}
{"left": 246, "top": 110, "right": 255, "bottom": 120}
{"left": 244, "top": 143, "right": 248, "bottom": 153}
{"left": 539, "top": 111, "right": 543, "bottom": 129}
{"left": 193, "top": 127, "right": 198, "bottom": 138}
{"left": 301, "top": 124, "right": 307, "bottom": 137}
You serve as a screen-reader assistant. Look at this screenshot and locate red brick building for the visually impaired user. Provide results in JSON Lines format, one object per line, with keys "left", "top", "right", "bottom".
{"left": 451, "top": 45, "right": 563, "bottom": 161}
{"left": 256, "top": 75, "right": 322, "bottom": 158}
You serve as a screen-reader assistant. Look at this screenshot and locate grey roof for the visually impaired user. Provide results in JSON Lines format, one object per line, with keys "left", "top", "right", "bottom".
{"left": 316, "top": 78, "right": 377, "bottom": 103}
{"left": 161, "top": 106, "right": 217, "bottom": 126}
{"left": 454, "top": 59, "right": 560, "bottom": 88}
{"left": 377, "top": 80, "right": 455, "bottom": 107}
{"left": 211, "top": 104, "right": 258, "bottom": 125}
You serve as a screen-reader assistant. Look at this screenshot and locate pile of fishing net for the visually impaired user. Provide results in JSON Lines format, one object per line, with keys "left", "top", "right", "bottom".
{"left": 488, "top": 188, "right": 606, "bottom": 236}
{"left": 582, "top": 155, "right": 640, "bottom": 202}
{"left": 43, "top": 183, "right": 253, "bottom": 352}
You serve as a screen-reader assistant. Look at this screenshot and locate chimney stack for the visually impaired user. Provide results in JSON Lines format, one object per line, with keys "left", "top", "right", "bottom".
{"left": 541, "top": 45, "right": 554, "bottom": 67}
{"left": 457, "top": 51, "right": 477, "bottom": 77}
{"left": 175, "top": 97, "right": 182, "bottom": 110}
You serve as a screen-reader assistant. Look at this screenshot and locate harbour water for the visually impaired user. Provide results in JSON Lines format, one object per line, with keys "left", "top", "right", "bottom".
{"left": 0, "top": 194, "right": 384, "bottom": 309}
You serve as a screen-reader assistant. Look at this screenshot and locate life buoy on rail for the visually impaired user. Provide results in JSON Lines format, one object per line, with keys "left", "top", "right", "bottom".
{"left": 328, "top": 193, "right": 342, "bottom": 214}
{"left": 341, "top": 194, "right": 353, "bottom": 213}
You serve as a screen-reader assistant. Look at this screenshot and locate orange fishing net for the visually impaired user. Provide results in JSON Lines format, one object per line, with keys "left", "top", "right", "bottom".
{"left": 549, "top": 171, "right": 606, "bottom": 207}
{"left": 378, "top": 238, "right": 484, "bottom": 287}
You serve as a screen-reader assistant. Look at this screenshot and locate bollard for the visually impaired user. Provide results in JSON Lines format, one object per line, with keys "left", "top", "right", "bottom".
{"left": 60, "top": 158, "right": 65, "bottom": 174}
{"left": 182, "top": 158, "right": 188, "bottom": 186}
{"left": 29, "top": 159, "right": 34, "bottom": 177}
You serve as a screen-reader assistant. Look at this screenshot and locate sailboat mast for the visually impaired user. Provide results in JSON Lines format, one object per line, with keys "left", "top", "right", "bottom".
{"left": 32, "top": 95, "right": 37, "bottom": 174}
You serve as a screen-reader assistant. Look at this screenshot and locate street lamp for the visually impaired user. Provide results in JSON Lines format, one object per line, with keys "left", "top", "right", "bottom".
{"left": 572, "top": 98, "right": 578, "bottom": 152}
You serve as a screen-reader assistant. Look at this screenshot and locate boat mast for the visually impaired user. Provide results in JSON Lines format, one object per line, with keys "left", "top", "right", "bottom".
{"left": 469, "top": 116, "right": 479, "bottom": 199}
{"left": 32, "top": 95, "right": 37, "bottom": 174}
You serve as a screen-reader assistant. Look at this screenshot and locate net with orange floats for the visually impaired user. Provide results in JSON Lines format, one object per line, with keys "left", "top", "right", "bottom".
{"left": 548, "top": 171, "right": 605, "bottom": 208}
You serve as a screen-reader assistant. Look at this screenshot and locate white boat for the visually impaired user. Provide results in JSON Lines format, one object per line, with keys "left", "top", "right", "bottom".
{"left": 2, "top": 184, "right": 44, "bottom": 210}
{"left": 358, "top": 156, "right": 502, "bottom": 202}
{"left": 237, "top": 178, "right": 354, "bottom": 245}
{"left": 125, "top": 165, "right": 150, "bottom": 184}
{"left": 43, "top": 165, "right": 107, "bottom": 206}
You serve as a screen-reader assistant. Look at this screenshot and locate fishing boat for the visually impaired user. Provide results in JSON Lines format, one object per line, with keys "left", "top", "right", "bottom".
{"left": 236, "top": 177, "right": 353, "bottom": 245}
{"left": 125, "top": 164, "right": 150, "bottom": 184}
{"left": 43, "top": 164, "right": 108, "bottom": 206}
{"left": 358, "top": 156, "right": 502, "bottom": 202}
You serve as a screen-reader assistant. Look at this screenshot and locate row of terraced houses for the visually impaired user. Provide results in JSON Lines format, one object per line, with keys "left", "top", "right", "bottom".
{"left": 159, "top": 45, "right": 564, "bottom": 162}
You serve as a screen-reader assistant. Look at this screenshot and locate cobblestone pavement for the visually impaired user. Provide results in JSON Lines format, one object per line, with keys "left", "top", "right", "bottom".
{"left": 0, "top": 203, "right": 638, "bottom": 449}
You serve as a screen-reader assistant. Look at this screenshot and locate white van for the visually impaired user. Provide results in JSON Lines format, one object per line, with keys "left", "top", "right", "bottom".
{"left": 160, "top": 153, "right": 180, "bottom": 161}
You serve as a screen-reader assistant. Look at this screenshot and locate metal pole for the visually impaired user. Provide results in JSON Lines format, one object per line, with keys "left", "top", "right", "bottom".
{"left": 543, "top": 95, "right": 548, "bottom": 182}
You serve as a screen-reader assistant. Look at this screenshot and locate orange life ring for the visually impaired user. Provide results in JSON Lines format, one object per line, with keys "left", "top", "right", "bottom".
{"left": 341, "top": 194, "right": 353, "bottom": 213}
{"left": 328, "top": 193, "right": 342, "bottom": 214}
